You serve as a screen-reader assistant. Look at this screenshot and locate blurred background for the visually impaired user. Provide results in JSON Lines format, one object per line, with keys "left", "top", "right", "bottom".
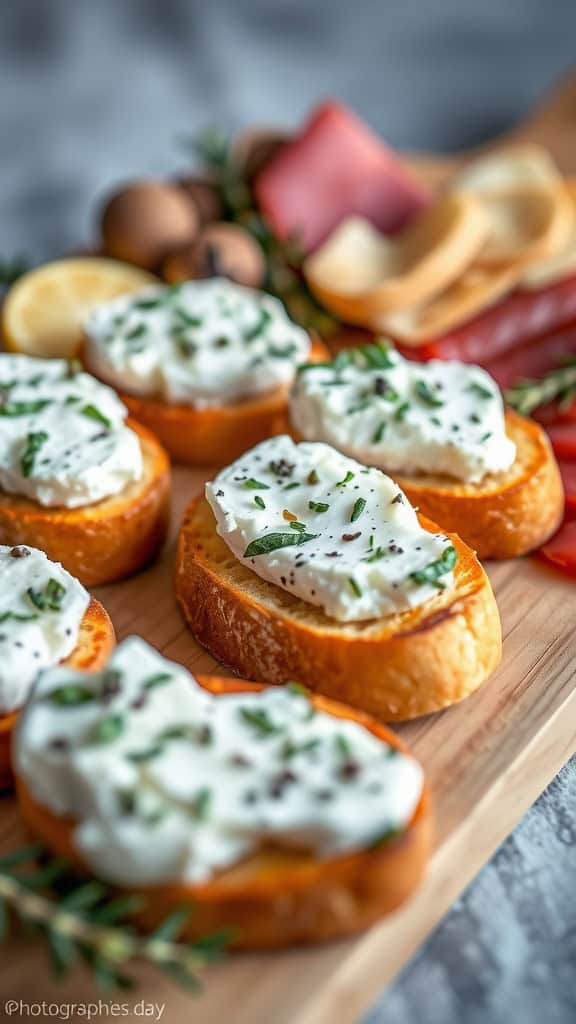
{"left": 1, "top": 2, "right": 575, "bottom": 1022}
{"left": 2, "top": 0, "right": 576, "bottom": 259}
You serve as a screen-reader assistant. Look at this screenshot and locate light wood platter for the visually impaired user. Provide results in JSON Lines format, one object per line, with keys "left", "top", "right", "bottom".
{"left": 3, "top": 70, "right": 576, "bottom": 1022}
{"left": 1, "top": 463, "right": 575, "bottom": 1023}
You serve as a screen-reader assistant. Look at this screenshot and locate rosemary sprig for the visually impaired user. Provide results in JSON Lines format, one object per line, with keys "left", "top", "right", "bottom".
{"left": 180, "top": 129, "right": 339, "bottom": 338}
{"left": 505, "top": 359, "right": 576, "bottom": 416}
{"left": 0, "top": 843, "right": 230, "bottom": 991}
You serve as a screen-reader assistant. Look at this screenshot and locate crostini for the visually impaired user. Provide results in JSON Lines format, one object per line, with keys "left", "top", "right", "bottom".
{"left": 0, "top": 354, "right": 170, "bottom": 585}
{"left": 14, "top": 637, "right": 431, "bottom": 947}
{"left": 289, "top": 341, "right": 564, "bottom": 558}
{"left": 176, "top": 435, "right": 501, "bottom": 720}
{"left": 82, "top": 277, "right": 329, "bottom": 466}
{"left": 0, "top": 544, "right": 115, "bottom": 789}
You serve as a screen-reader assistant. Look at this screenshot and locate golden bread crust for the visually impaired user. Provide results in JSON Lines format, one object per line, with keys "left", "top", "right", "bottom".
{"left": 15, "top": 677, "right": 431, "bottom": 948}
{"left": 175, "top": 499, "right": 502, "bottom": 721}
{"left": 0, "top": 419, "right": 170, "bottom": 586}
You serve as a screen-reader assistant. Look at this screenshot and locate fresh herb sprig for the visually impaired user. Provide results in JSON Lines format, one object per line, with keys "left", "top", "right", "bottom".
{"left": 410, "top": 545, "right": 456, "bottom": 589}
{"left": 505, "top": 359, "right": 576, "bottom": 416}
{"left": 0, "top": 844, "right": 230, "bottom": 992}
{"left": 181, "top": 129, "right": 339, "bottom": 338}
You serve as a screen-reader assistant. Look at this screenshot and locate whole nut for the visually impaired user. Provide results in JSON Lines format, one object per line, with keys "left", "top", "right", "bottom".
{"left": 176, "top": 176, "right": 224, "bottom": 225}
{"left": 163, "top": 222, "right": 265, "bottom": 289}
{"left": 100, "top": 179, "right": 199, "bottom": 270}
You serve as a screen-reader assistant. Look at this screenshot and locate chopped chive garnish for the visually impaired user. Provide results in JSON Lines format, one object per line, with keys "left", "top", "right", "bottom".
{"left": 0, "top": 400, "right": 52, "bottom": 417}
{"left": 308, "top": 500, "right": 329, "bottom": 513}
{"left": 480, "top": 432, "right": 492, "bottom": 442}
{"left": 0, "top": 611, "right": 39, "bottom": 624}
{"left": 467, "top": 381, "right": 493, "bottom": 400}
{"left": 289, "top": 521, "right": 307, "bottom": 532}
{"left": 46, "top": 684, "right": 96, "bottom": 706}
{"left": 410, "top": 545, "right": 456, "bottom": 589}
{"left": 21, "top": 430, "right": 49, "bottom": 478}
{"left": 125, "top": 323, "right": 148, "bottom": 340}
{"left": 348, "top": 577, "right": 362, "bottom": 597}
{"left": 394, "top": 401, "right": 410, "bottom": 422}
{"left": 350, "top": 497, "right": 366, "bottom": 522}
{"left": 244, "top": 307, "right": 272, "bottom": 341}
{"left": 242, "top": 479, "right": 270, "bottom": 490}
{"left": 89, "top": 713, "right": 125, "bottom": 745}
{"left": 254, "top": 495, "right": 266, "bottom": 509}
{"left": 189, "top": 787, "right": 212, "bottom": 821}
{"left": 239, "top": 707, "right": 283, "bottom": 736}
{"left": 143, "top": 672, "right": 172, "bottom": 690}
{"left": 372, "top": 421, "right": 386, "bottom": 443}
{"left": 81, "top": 404, "right": 112, "bottom": 429}
{"left": 27, "top": 578, "right": 66, "bottom": 612}
{"left": 283, "top": 481, "right": 301, "bottom": 491}
{"left": 415, "top": 380, "right": 444, "bottom": 407}
{"left": 335, "top": 470, "right": 355, "bottom": 487}
{"left": 335, "top": 734, "right": 351, "bottom": 756}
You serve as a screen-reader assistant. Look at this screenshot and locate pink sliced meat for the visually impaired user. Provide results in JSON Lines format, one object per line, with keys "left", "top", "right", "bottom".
{"left": 397, "top": 275, "right": 576, "bottom": 368}
{"left": 255, "top": 100, "right": 431, "bottom": 253}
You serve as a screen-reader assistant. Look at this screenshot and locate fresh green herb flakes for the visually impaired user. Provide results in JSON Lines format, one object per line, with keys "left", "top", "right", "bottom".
{"left": 27, "top": 578, "right": 67, "bottom": 612}
{"left": 21, "top": 431, "right": 49, "bottom": 477}
{"left": 243, "top": 531, "right": 318, "bottom": 558}
{"left": 81, "top": 404, "right": 112, "bottom": 429}
{"left": 410, "top": 545, "right": 456, "bottom": 589}
{"left": 350, "top": 497, "right": 366, "bottom": 523}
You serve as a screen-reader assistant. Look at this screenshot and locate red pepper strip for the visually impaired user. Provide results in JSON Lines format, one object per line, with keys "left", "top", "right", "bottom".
{"left": 540, "top": 520, "right": 576, "bottom": 573}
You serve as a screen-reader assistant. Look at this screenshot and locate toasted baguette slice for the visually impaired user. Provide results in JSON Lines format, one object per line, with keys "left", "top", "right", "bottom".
{"left": 84, "top": 338, "right": 329, "bottom": 467}
{"left": 0, "top": 597, "right": 115, "bottom": 790}
{"left": 0, "top": 420, "right": 170, "bottom": 586}
{"left": 175, "top": 499, "right": 501, "bottom": 721}
{"left": 16, "top": 675, "right": 431, "bottom": 948}
{"left": 394, "top": 411, "right": 564, "bottom": 559}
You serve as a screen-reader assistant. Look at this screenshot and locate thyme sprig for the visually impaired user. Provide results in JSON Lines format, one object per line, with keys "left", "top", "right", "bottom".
{"left": 505, "top": 359, "right": 576, "bottom": 416}
{"left": 0, "top": 843, "right": 230, "bottom": 991}
{"left": 180, "top": 129, "right": 339, "bottom": 338}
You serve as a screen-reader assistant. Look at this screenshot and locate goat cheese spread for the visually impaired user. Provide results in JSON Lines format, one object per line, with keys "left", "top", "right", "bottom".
{"left": 0, "top": 355, "right": 143, "bottom": 508}
{"left": 15, "top": 637, "right": 423, "bottom": 885}
{"left": 290, "top": 342, "right": 516, "bottom": 484}
{"left": 0, "top": 545, "right": 89, "bottom": 714}
{"left": 83, "top": 278, "right": 311, "bottom": 406}
{"left": 205, "top": 435, "right": 456, "bottom": 623}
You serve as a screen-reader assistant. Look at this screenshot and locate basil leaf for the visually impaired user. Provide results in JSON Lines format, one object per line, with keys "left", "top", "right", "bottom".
{"left": 243, "top": 531, "right": 318, "bottom": 557}
{"left": 410, "top": 545, "right": 456, "bottom": 589}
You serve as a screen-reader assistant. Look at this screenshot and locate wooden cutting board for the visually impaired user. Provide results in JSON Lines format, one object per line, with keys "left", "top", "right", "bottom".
{"left": 2, "top": 72, "right": 576, "bottom": 1024}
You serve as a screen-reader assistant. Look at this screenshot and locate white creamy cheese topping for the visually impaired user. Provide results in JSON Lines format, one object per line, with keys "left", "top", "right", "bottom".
{"left": 0, "top": 545, "right": 89, "bottom": 715}
{"left": 0, "top": 355, "right": 143, "bottom": 508}
{"left": 83, "top": 278, "right": 311, "bottom": 407}
{"left": 15, "top": 637, "right": 423, "bottom": 885}
{"left": 206, "top": 435, "right": 455, "bottom": 622}
{"left": 290, "top": 342, "right": 516, "bottom": 484}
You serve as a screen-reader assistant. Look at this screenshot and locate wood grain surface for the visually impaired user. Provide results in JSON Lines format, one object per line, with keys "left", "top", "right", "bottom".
{"left": 1, "top": 463, "right": 575, "bottom": 1023}
{"left": 2, "top": 72, "right": 576, "bottom": 1024}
